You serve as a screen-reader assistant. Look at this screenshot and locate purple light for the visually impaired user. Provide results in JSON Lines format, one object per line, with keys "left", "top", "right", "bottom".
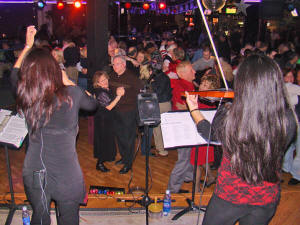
{"left": 244, "top": 0, "right": 261, "bottom": 2}
{"left": 0, "top": 1, "right": 87, "bottom": 4}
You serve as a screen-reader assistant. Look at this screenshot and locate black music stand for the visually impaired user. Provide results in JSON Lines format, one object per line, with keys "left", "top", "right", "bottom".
{"left": 172, "top": 145, "right": 206, "bottom": 220}
{"left": 0, "top": 143, "right": 27, "bottom": 225}
{"left": 160, "top": 110, "right": 217, "bottom": 221}
{"left": 0, "top": 109, "right": 28, "bottom": 225}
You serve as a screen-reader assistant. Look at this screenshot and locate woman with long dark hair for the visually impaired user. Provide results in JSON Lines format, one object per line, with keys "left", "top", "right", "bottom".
{"left": 11, "top": 26, "right": 98, "bottom": 225}
{"left": 186, "top": 54, "right": 297, "bottom": 225}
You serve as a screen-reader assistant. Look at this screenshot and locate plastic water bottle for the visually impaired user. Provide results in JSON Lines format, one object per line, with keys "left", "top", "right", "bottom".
{"left": 163, "top": 189, "right": 171, "bottom": 216}
{"left": 22, "top": 206, "right": 30, "bottom": 225}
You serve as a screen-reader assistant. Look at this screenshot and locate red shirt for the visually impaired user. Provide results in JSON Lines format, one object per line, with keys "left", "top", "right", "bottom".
{"left": 170, "top": 78, "right": 194, "bottom": 110}
{"left": 167, "top": 59, "right": 181, "bottom": 74}
{"left": 190, "top": 102, "right": 216, "bottom": 165}
{"left": 216, "top": 150, "right": 280, "bottom": 205}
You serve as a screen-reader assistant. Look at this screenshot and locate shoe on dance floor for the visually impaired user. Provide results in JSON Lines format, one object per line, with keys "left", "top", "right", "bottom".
{"left": 141, "top": 152, "right": 157, "bottom": 157}
{"left": 288, "top": 178, "right": 300, "bottom": 185}
{"left": 205, "top": 180, "right": 216, "bottom": 188}
{"left": 177, "top": 189, "right": 189, "bottom": 193}
{"left": 119, "top": 165, "right": 131, "bottom": 174}
{"left": 96, "top": 162, "right": 110, "bottom": 172}
{"left": 156, "top": 150, "right": 168, "bottom": 157}
{"left": 115, "top": 159, "right": 125, "bottom": 165}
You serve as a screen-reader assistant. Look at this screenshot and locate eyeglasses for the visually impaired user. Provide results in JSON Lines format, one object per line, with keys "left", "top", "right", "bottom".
{"left": 112, "top": 62, "right": 124, "bottom": 66}
{"left": 98, "top": 78, "right": 108, "bottom": 83}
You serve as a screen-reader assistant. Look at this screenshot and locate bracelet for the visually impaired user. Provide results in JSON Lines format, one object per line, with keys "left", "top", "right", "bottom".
{"left": 190, "top": 109, "right": 199, "bottom": 113}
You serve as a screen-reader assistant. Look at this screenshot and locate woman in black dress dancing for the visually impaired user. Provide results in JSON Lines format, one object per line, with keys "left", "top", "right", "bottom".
{"left": 92, "top": 71, "right": 125, "bottom": 172}
{"left": 11, "top": 26, "right": 98, "bottom": 225}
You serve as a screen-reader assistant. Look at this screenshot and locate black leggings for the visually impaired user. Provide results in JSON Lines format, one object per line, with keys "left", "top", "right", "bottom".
{"left": 202, "top": 194, "right": 277, "bottom": 225}
{"left": 23, "top": 174, "right": 80, "bottom": 225}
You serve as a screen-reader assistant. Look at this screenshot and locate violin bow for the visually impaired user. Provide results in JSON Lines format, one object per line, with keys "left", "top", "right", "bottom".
{"left": 195, "top": 0, "right": 229, "bottom": 91}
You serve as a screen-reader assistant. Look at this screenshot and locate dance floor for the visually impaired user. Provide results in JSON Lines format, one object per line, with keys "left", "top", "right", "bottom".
{"left": 1, "top": 117, "right": 300, "bottom": 225}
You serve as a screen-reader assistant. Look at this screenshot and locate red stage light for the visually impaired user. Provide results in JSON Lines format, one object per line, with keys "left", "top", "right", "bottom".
{"left": 143, "top": 3, "right": 150, "bottom": 10}
{"left": 124, "top": 2, "right": 131, "bottom": 9}
{"left": 74, "top": 0, "right": 82, "bottom": 8}
{"left": 159, "top": 2, "right": 166, "bottom": 10}
{"left": 57, "top": 1, "right": 65, "bottom": 10}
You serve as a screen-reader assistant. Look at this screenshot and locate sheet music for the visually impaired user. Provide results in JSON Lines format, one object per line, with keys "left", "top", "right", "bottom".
{"left": 161, "top": 110, "right": 219, "bottom": 148}
{"left": 0, "top": 109, "right": 28, "bottom": 148}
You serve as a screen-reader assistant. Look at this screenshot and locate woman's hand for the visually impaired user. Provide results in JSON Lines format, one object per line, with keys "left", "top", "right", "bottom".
{"left": 13, "top": 25, "right": 36, "bottom": 68}
{"left": 26, "top": 25, "right": 37, "bottom": 49}
{"left": 116, "top": 87, "right": 125, "bottom": 96}
{"left": 85, "top": 90, "right": 92, "bottom": 96}
{"left": 125, "top": 56, "right": 139, "bottom": 67}
{"left": 185, "top": 91, "right": 198, "bottom": 111}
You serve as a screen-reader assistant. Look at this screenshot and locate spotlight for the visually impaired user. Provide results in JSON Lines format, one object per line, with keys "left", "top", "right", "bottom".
{"left": 143, "top": 3, "right": 150, "bottom": 10}
{"left": 124, "top": 2, "right": 131, "bottom": 9}
{"left": 36, "top": 0, "right": 46, "bottom": 9}
{"left": 57, "top": 0, "right": 65, "bottom": 10}
{"left": 202, "top": 0, "right": 226, "bottom": 12}
{"left": 291, "top": 8, "right": 298, "bottom": 17}
{"left": 159, "top": 2, "right": 166, "bottom": 10}
{"left": 74, "top": 0, "right": 82, "bottom": 8}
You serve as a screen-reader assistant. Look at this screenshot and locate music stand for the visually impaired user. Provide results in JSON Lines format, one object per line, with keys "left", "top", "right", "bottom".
{"left": 0, "top": 143, "right": 26, "bottom": 225}
{"left": 0, "top": 109, "right": 28, "bottom": 225}
{"left": 172, "top": 145, "right": 206, "bottom": 220}
{"left": 160, "top": 110, "right": 218, "bottom": 220}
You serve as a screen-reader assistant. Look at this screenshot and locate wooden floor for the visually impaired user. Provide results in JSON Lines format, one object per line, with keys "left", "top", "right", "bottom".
{"left": 1, "top": 117, "right": 300, "bottom": 225}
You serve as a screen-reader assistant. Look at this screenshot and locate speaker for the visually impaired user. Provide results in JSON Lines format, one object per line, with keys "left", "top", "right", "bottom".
{"left": 137, "top": 92, "right": 161, "bottom": 126}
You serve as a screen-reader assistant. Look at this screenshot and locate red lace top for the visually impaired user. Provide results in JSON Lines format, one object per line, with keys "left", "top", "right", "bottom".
{"left": 196, "top": 105, "right": 296, "bottom": 205}
{"left": 215, "top": 150, "right": 280, "bottom": 205}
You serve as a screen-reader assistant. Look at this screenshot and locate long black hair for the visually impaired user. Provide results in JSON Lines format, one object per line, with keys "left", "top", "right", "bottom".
{"left": 219, "top": 54, "right": 291, "bottom": 184}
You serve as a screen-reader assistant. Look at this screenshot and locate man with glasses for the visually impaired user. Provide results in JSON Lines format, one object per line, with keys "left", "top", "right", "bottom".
{"left": 110, "top": 55, "right": 143, "bottom": 174}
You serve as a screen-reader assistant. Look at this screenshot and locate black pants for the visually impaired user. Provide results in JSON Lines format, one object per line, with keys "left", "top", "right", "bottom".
{"left": 202, "top": 194, "right": 277, "bottom": 225}
{"left": 114, "top": 110, "right": 137, "bottom": 166}
{"left": 23, "top": 174, "right": 80, "bottom": 225}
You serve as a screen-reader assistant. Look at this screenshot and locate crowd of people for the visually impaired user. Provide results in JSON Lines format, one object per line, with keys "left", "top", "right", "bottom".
{"left": 3, "top": 22, "right": 300, "bottom": 224}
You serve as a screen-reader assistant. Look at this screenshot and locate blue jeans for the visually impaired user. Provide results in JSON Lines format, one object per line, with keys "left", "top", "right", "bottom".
{"left": 283, "top": 126, "right": 300, "bottom": 180}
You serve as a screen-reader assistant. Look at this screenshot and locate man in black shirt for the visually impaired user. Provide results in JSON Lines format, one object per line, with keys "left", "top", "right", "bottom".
{"left": 110, "top": 55, "right": 143, "bottom": 174}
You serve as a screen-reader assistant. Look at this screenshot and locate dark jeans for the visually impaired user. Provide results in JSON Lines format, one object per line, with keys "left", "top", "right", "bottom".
{"left": 23, "top": 174, "right": 80, "bottom": 225}
{"left": 114, "top": 110, "right": 137, "bottom": 166}
{"left": 202, "top": 194, "right": 277, "bottom": 225}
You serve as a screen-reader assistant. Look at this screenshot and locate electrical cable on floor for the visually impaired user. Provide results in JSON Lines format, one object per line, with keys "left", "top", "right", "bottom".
{"left": 125, "top": 131, "right": 145, "bottom": 211}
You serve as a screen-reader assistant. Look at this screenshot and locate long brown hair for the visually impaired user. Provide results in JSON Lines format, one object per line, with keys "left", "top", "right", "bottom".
{"left": 16, "top": 48, "right": 72, "bottom": 134}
